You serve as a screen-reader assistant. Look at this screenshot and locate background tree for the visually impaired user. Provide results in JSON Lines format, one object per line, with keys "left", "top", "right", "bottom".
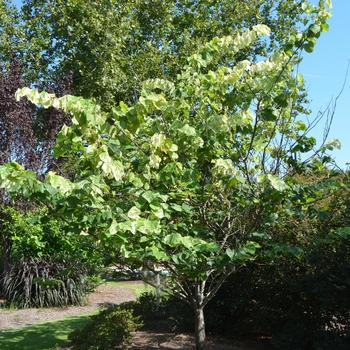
{"left": 0, "top": 0, "right": 22, "bottom": 65}
{"left": 20, "top": 0, "right": 319, "bottom": 109}
{"left": 0, "top": 55, "right": 70, "bottom": 274}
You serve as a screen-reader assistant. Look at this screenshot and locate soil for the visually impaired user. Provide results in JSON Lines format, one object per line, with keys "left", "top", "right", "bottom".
{"left": 131, "top": 332, "right": 270, "bottom": 350}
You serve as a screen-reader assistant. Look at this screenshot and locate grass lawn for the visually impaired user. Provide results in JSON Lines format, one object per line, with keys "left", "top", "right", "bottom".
{"left": 0, "top": 280, "right": 151, "bottom": 349}
{"left": 0, "top": 314, "right": 91, "bottom": 350}
{"left": 105, "top": 280, "right": 153, "bottom": 296}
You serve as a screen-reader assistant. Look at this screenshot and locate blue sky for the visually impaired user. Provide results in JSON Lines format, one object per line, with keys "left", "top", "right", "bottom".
{"left": 11, "top": 0, "right": 349, "bottom": 166}
{"left": 300, "top": 1, "right": 350, "bottom": 167}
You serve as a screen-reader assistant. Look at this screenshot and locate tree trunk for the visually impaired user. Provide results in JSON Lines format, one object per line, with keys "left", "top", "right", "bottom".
{"left": 194, "top": 305, "right": 206, "bottom": 350}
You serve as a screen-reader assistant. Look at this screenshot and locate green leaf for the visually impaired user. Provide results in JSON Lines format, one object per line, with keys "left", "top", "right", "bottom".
{"left": 164, "top": 233, "right": 183, "bottom": 247}
{"left": 304, "top": 38, "right": 316, "bottom": 53}
{"left": 149, "top": 154, "right": 161, "bottom": 169}
{"left": 179, "top": 124, "right": 197, "bottom": 137}
{"left": 267, "top": 174, "right": 289, "bottom": 191}
{"left": 181, "top": 203, "right": 192, "bottom": 214}
{"left": 171, "top": 204, "right": 183, "bottom": 212}
{"left": 242, "top": 241, "right": 261, "bottom": 254}
{"left": 309, "top": 24, "right": 321, "bottom": 35}
{"left": 261, "top": 108, "right": 278, "bottom": 121}
{"left": 226, "top": 248, "right": 236, "bottom": 260}
{"left": 118, "top": 220, "right": 138, "bottom": 234}
{"left": 336, "top": 227, "right": 350, "bottom": 238}
{"left": 137, "top": 219, "right": 160, "bottom": 234}
{"left": 119, "top": 101, "right": 129, "bottom": 113}
{"left": 127, "top": 206, "right": 141, "bottom": 219}
{"left": 46, "top": 172, "right": 75, "bottom": 195}
{"left": 149, "top": 245, "right": 168, "bottom": 260}
{"left": 99, "top": 151, "right": 124, "bottom": 180}
{"left": 110, "top": 160, "right": 124, "bottom": 181}
{"left": 152, "top": 206, "right": 165, "bottom": 219}
{"left": 109, "top": 220, "right": 118, "bottom": 235}
{"left": 321, "top": 22, "right": 330, "bottom": 32}
{"left": 142, "top": 191, "right": 157, "bottom": 203}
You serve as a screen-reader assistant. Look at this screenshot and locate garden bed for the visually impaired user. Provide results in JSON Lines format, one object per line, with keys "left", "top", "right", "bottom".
{"left": 131, "top": 331, "right": 269, "bottom": 349}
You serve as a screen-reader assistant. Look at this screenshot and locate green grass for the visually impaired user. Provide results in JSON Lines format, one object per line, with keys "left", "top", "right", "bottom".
{"left": 105, "top": 280, "right": 153, "bottom": 296}
{"left": 0, "top": 314, "right": 91, "bottom": 350}
{"left": 0, "top": 280, "right": 151, "bottom": 349}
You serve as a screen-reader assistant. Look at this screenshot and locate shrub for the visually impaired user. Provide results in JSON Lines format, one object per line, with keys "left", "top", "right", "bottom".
{"left": 69, "top": 305, "right": 143, "bottom": 350}
{"left": 205, "top": 231, "right": 350, "bottom": 349}
{"left": 2, "top": 257, "right": 93, "bottom": 308}
{"left": 269, "top": 232, "right": 350, "bottom": 350}
{"left": 124, "top": 292, "right": 193, "bottom": 333}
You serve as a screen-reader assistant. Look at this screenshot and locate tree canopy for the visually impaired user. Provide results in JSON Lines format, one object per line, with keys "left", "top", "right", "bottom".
{"left": 17, "top": 0, "right": 325, "bottom": 109}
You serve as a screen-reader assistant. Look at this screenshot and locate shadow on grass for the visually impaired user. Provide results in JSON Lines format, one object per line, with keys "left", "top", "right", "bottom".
{"left": 0, "top": 314, "right": 91, "bottom": 350}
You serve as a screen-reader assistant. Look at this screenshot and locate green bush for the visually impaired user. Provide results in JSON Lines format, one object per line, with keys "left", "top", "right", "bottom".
{"left": 205, "top": 231, "right": 350, "bottom": 349}
{"left": 123, "top": 292, "right": 193, "bottom": 333}
{"left": 2, "top": 257, "right": 94, "bottom": 308}
{"left": 69, "top": 305, "right": 143, "bottom": 350}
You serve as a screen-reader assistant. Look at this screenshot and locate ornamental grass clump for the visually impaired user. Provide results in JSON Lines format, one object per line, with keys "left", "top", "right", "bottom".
{"left": 2, "top": 257, "right": 90, "bottom": 308}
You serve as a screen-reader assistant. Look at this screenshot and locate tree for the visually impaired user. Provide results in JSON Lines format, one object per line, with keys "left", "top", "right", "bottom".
{"left": 0, "top": 56, "right": 38, "bottom": 272}
{"left": 0, "top": 2, "right": 333, "bottom": 349}
{"left": 0, "top": 55, "right": 70, "bottom": 273}
{"left": 20, "top": 0, "right": 319, "bottom": 109}
{"left": 0, "top": 0, "right": 22, "bottom": 66}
